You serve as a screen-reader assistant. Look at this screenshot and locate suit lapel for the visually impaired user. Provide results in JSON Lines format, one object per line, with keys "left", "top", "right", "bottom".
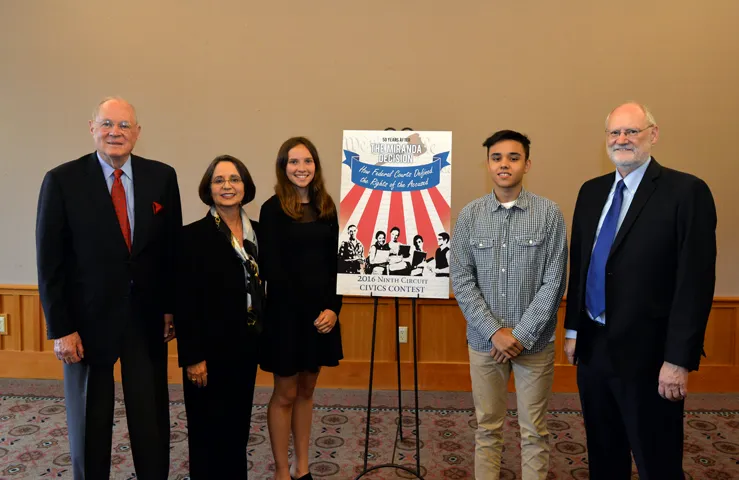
{"left": 131, "top": 156, "right": 153, "bottom": 257}
{"left": 581, "top": 175, "right": 614, "bottom": 261}
{"left": 609, "top": 159, "right": 661, "bottom": 257}
{"left": 85, "top": 153, "right": 130, "bottom": 253}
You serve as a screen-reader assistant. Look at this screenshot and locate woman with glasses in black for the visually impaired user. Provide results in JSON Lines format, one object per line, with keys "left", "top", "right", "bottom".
{"left": 175, "top": 154, "right": 264, "bottom": 479}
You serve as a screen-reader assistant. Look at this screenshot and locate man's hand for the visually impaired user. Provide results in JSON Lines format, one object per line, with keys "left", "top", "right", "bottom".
{"left": 163, "top": 314, "right": 175, "bottom": 343}
{"left": 187, "top": 360, "right": 208, "bottom": 388}
{"left": 658, "top": 361, "right": 689, "bottom": 402}
{"left": 490, "top": 346, "right": 509, "bottom": 364}
{"left": 54, "top": 332, "right": 84, "bottom": 364}
{"left": 564, "top": 338, "right": 577, "bottom": 365}
{"left": 491, "top": 328, "right": 523, "bottom": 359}
{"left": 314, "top": 310, "right": 338, "bottom": 334}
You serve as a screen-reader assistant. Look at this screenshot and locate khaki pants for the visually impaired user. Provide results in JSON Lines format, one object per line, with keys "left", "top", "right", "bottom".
{"left": 468, "top": 343, "right": 555, "bottom": 480}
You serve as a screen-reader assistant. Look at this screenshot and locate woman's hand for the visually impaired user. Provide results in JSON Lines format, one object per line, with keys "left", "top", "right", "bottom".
{"left": 314, "top": 310, "right": 338, "bottom": 334}
{"left": 187, "top": 360, "right": 208, "bottom": 388}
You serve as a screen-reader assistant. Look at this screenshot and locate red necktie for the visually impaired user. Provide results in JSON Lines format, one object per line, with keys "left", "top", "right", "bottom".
{"left": 112, "top": 169, "right": 132, "bottom": 251}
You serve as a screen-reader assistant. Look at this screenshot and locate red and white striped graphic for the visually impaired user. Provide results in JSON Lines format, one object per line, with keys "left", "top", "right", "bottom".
{"left": 339, "top": 183, "right": 450, "bottom": 254}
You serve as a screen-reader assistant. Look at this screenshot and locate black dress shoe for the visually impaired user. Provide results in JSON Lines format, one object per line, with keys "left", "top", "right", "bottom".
{"left": 294, "top": 475, "right": 313, "bottom": 480}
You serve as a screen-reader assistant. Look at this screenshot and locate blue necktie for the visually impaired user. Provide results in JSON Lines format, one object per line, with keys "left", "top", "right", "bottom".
{"left": 585, "top": 180, "right": 625, "bottom": 320}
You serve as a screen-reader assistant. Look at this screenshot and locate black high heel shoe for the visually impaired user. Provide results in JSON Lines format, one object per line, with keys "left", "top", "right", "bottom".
{"left": 292, "top": 474, "right": 313, "bottom": 480}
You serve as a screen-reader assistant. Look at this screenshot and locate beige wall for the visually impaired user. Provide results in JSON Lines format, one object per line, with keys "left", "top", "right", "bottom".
{"left": 1, "top": 1, "right": 737, "bottom": 293}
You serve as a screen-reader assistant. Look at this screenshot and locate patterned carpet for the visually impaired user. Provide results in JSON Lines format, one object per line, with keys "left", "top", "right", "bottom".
{"left": 0, "top": 380, "right": 738, "bottom": 479}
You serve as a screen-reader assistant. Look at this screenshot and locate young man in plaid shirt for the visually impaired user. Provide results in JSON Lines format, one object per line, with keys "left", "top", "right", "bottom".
{"left": 451, "top": 130, "right": 568, "bottom": 479}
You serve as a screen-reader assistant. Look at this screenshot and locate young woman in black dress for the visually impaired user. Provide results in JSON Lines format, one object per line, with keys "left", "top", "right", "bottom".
{"left": 258, "top": 137, "right": 343, "bottom": 480}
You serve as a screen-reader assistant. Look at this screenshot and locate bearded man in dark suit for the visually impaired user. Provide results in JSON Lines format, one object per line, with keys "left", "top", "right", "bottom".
{"left": 564, "top": 102, "right": 717, "bottom": 479}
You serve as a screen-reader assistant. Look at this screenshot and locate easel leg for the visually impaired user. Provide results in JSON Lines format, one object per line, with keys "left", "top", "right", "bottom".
{"left": 395, "top": 296, "right": 403, "bottom": 441}
{"left": 362, "top": 295, "right": 379, "bottom": 472}
{"left": 412, "top": 296, "right": 421, "bottom": 475}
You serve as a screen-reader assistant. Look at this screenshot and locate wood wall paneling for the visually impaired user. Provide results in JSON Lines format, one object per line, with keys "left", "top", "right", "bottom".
{"left": 1, "top": 286, "right": 737, "bottom": 393}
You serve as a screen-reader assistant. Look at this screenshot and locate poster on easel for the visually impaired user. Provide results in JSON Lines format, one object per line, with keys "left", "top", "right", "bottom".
{"left": 336, "top": 130, "right": 452, "bottom": 299}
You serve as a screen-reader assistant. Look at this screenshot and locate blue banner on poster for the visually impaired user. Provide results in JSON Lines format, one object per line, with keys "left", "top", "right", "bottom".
{"left": 342, "top": 150, "right": 450, "bottom": 192}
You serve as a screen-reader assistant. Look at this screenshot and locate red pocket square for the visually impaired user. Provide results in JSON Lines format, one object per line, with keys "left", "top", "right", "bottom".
{"left": 152, "top": 202, "right": 163, "bottom": 214}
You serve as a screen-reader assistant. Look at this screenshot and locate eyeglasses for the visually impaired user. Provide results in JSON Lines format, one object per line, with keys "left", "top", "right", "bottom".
{"left": 606, "top": 125, "right": 654, "bottom": 139}
{"left": 212, "top": 176, "right": 243, "bottom": 186}
{"left": 96, "top": 119, "right": 136, "bottom": 132}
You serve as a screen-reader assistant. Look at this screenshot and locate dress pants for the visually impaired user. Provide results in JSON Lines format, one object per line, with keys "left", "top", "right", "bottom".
{"left": 64, "top": 324, "right": 170, "bottom": 480}
{"left": 183, "top": 355, "right": 258, "bottom": 479}
{"left": 576, "top": 320, "right": 685, "bottom": 480}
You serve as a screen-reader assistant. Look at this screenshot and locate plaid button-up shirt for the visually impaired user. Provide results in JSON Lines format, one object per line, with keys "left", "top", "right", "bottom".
{"left": 451, "top": 188, "right": 568, "bottom": 354}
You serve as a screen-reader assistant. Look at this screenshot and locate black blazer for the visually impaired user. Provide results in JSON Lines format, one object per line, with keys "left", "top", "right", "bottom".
{"left": 564, "top": 159, "right": 717, "bottom": 376}
{"left": 36, "top": 153, "right": 182, "bottom": 364}
{"left": 174, "top": 213, "right": 261, "bottom": 368}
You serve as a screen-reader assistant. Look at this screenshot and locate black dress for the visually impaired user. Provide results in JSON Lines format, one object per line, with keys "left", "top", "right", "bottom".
{"left": 258, "top": 195, "right": 343, "bottom": 377}
{"left": 175, "top": 213, "right": 263, "bottom": 479}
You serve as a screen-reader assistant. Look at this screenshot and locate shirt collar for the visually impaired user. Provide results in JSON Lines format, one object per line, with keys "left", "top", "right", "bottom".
{"left": 615, "top": 156, "right": 651, "bottom": 193}
{"left": 489, "top": 186, "right": 531, "bottom": 211}
{"left": 97, "top": 152, "right": 133, "bottom": 180}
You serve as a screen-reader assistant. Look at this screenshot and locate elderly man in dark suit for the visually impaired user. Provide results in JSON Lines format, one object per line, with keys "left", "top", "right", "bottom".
{"left": 36, "top": 97, "right": 182, "bottom": 479}
{"left": 564, "top": 102, "right": 717, "bottom": 479}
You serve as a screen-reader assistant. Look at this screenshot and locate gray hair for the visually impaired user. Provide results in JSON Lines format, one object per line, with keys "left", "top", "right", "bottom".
{"left": 91, "top": 96, "right": 138, "bottom": 124}
{"left": 605, "top": 102, "right": 657, "bottom": 128}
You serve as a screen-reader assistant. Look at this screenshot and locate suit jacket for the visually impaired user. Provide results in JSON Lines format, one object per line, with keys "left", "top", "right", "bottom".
{"left": 564, "top": 159, "right": 716, "bottom": 377}
{"left": 36, "top": 152, "right": 182, "bottom": 364}
{"left": 174, "top": 213, "right": 261, "bottom": 368}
